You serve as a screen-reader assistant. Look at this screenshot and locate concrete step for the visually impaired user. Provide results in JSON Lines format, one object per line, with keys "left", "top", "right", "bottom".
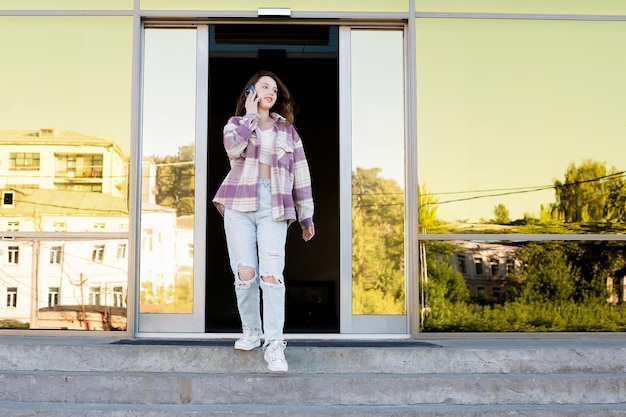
{"left": 0, "top": 402, "right": 626, "bottom": 417}
{"left": 2, "top": 337, "right": 626, "bottom": 375}
{"left": 1, "top": 369, "right": 625, "bottom": 406}
{"left": 0, "top": 336, "right": 624, "bottom": 416}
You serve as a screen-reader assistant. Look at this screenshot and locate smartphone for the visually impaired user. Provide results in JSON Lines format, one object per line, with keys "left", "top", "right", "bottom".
{"left": 245, "top": 85, "right": 255, "bottom": 98}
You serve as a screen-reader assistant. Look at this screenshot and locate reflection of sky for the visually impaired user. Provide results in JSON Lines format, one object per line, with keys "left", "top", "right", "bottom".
{"left": 351, "top": 30, "right": 405, "bottom": 189}
{"left": 6, "top": 18, "right": 624, "bottom": 224}
{"left": 0, "top": 16, "right": 133, "bottom": 155}
{"left": 143, "top": 27, "right": 407, "bottom": 187}
{"left": 142, "top": 29, "right": 197, "bottom": 157}
{"left": 417, "top": 19, "right": 626, "bottom": 222}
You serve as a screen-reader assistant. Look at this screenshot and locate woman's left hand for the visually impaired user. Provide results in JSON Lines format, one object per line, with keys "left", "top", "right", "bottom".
{"left": 302, "top": 225, "right": 315, "bottom": 242}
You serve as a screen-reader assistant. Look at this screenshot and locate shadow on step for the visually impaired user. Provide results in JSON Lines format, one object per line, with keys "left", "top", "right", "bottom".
{"left": 111, "top": 339, "right": 443, "bottom": 348}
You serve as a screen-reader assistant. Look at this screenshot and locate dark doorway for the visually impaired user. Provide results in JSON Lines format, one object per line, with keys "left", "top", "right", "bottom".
{"left": 205, "top": 24, "right": 340, "bottom": 333}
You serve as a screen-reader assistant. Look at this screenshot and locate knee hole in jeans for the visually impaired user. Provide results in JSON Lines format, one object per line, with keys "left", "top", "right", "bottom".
{"left": 261, "top": 275, "right": 283, "bottom": 285}
{"left": 236, "top": 264, "right": 256, "bottom": 289}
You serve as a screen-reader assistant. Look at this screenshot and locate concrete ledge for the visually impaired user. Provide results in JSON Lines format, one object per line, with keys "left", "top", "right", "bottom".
{"left": 0, "top": 335, "right": 625, "bottom": 415}
{"left": 1, "top": 371, "right": 625, "bottom": 406}
{"left": 1, "top": 336, "right": 625, "bottom": 374}
{"left": 0, "top": 402, "right": 625, "bottom": 417}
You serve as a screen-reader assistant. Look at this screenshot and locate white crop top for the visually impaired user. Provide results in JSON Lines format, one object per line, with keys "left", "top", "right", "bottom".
{"left": 258, "top": 128, "right": 274, "bottom": 165}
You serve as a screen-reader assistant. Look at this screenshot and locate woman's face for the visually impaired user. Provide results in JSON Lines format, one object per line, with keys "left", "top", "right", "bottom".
{"left": 254, "top": 76, "right": 278, "bottom": 110}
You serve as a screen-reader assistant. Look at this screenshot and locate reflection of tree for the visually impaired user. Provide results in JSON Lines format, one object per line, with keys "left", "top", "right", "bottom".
{"left": 553, "top": 160, "right": 626, "bottom": 222}
{"left": 139, "top": 267, "right": 193, "bottom": 314}
{"left": 352, "top": 167, "right": 405, "bottom": 314}
{"left": 422, "top": 239, "right": 626, "bottom": 331}
{"left": 419, "top": 159, "right": 626, "bottom": 331}
{"left": 421, "top": 241, "right": 469, "bottom": 322}
{"left": 173, "top": 266, "right": 193, "bottom": 312}
{"left": 418, "top": 183, "right": 440, "bottom": 233}
{"left": 493, "top": 204, "right": 510, "bottom": 224}
{"left": 509, "top": 242, "right": 578, "bottom": 303}
{"left": 152, "top": 144, "right": 195, "bottom": 216}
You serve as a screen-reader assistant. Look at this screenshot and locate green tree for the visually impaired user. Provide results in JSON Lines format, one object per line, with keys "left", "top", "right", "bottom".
{"left": 173, "top": 266, "right": 193, "bottom": 312}
{"left": 420, "top": 241, "right": 470, "bottom": 326}
{"left": 512, "top": 242, "right": 578, "bottom": 303}
{"left": 352, "top": 167, "right": 405, "bottom": 314}
{"left": 424, "top": 242, "right": 469, "bottom": 304}
{"left": 553, "top": 159, "right": 625, "bottom": 223}
{"left": 605, "top": 173, "right": 626, "bottom": 222}
{"left": 564, "top": 241, "right": 621, "bottom": 302}
{"left": 493, "top": 204, "right": 510, "bottom": 224}
{"left": 418, "top": 183, "right": 439, "bottom": 233}
{"left": 153, "top": 144, "right": 195, "bottom": 216}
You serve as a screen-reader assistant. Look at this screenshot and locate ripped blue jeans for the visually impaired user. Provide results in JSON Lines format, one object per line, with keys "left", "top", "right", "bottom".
{"left": 224, "top": 178, "right": 288, "bottom": 342}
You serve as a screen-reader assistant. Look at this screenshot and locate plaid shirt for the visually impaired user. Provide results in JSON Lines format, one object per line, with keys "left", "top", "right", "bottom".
{"left": 213, "top": 112, "right": 314, "bottom": 228}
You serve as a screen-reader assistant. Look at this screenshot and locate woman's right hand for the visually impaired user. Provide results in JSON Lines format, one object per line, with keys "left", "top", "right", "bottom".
{"left": 244, "top": 89, "right": 259, "bottom": 114}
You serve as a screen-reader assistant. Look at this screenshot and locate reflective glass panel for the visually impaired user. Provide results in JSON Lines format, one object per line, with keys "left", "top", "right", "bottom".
{"left": 139, "top": 29, "right": 197, "bottom": 314}
{"left": 351, "top": 30, "right": 406, "bottom": 315}
{"left": 0, "top": 16, "right": 132, "bottom": 330}
{"left": 420, "top": 239, "right": 626, "bottom": 331}
{"left": 416, "top": 19, "right": 626, "bottom": 234}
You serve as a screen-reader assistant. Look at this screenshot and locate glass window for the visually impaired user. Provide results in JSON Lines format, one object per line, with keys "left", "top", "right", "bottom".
{"left": 49, "top": 246, "right": 63, "bottom": 264}
{"left": 420, "top": 239, "right": 626, "bottom": 332}
{"left": 474, "top": 258, "right": 483, "bottom": 275}
{"left": 48, "top": 287, "right": 59, "bottom": 307}
{"left": 116, "top": 243, "right": 127, "bottom": 260}
{"left": 489, "top": 259, "right": 499, "bottom": 277}
{"left": 113, "top": 286, "right": 125, "bottom": 308}
{"left": 139, "top": 28, "right": 197, "bottom": 315}
{"left": 7, "top": 246, "right": 19, "bottom": 265}
{"left": 91, "top": 245, "right": 105, "bottom": 263}
{"left": 0, "top": 16, "right": 132, "bottom": 331}
{"left": 55, "top": 154, "right": 104, "bottom": 179}
{"left": 351, "top": 30, "right": 406, "bottom": 315}
{"left": 89, "top": 287, "right": 101, "bottom": 306}
{"left": 6, "top": 287, "right": 17, "bottom": 308}
{"left": 52, "top": 222, "right": 67, "bottom": 232}
{"left": 417, "top": 19, "right": 626, "bottom": 235}
{"left": 457, "top": 254, "right": 467, "bottom": 274}
{"left": 9, "top": 152, "right": 40, "bottom": 170}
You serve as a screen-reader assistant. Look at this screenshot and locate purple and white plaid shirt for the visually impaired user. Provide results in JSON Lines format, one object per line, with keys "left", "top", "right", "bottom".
{"left": 213, "top": 112, "right": 314, "bottom": 228}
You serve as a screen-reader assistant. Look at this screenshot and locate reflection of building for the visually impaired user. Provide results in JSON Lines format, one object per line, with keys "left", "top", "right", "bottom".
{"left": 138, "top": 202, "right": 177, "bottom": 310}
{"left": 4, "top": 2, "right": 625, "bottom": 342}
{"left": 141, "top": 158, "right": 158, "bottom": 205}
{"left": 450, "top": 241, "right": 519, "bottom": 299}
{"left": 608, "top": 267, "right": 626, "bottom": 304}
{"left": 138, "top": 158, "right": 194, "bottom": 313}
{"left": 0, "top": 188, "right": 128, "bottom": 329}
{"left": 0, "top": 128, "right": 128, "bottom": 201}
{"left": 175, "top": 215, "right": 194, "bottom": 271}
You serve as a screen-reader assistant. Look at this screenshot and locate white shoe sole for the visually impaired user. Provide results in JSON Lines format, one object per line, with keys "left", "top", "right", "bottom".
{"left": 267, "top": 363, "right": 288, "bottom": 372}
{"left": 234, "top": 340, "right": 261, "bottom": 351}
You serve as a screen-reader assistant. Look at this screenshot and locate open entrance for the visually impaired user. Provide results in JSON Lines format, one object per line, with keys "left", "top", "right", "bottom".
{"left": 205, "top": 24, "right": 340, "bottom": 333}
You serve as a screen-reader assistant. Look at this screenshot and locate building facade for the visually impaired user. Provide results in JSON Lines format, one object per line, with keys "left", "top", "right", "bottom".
{"left": 2, "top": 0, "right": 626, "bottom": 339}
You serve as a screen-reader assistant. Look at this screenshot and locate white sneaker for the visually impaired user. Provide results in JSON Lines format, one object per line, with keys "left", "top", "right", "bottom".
{"left": 234, "top": 327, "right": 261, "bottom": 351}
{"left": 263, "top": 340, "right": 288, "bottom": 372}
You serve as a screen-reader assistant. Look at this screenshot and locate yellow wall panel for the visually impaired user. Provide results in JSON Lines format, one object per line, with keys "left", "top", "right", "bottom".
{"left": 416, "top": 0, "right": 626, "bottom": 15}
{"left": 141, "top": 0, "right": 408, "bottom": 13}
{"left": 0, "top": 0, "right": 133, "bottom": 10}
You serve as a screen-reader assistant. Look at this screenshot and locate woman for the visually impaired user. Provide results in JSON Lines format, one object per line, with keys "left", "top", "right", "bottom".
{"left": 213, "top": 71, "right": 315, "bottom": 372}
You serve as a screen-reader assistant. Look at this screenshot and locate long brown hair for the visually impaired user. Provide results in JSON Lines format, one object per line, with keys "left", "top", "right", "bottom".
{"left": 235, "top": 71, "right": 296, "bottom": 125}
